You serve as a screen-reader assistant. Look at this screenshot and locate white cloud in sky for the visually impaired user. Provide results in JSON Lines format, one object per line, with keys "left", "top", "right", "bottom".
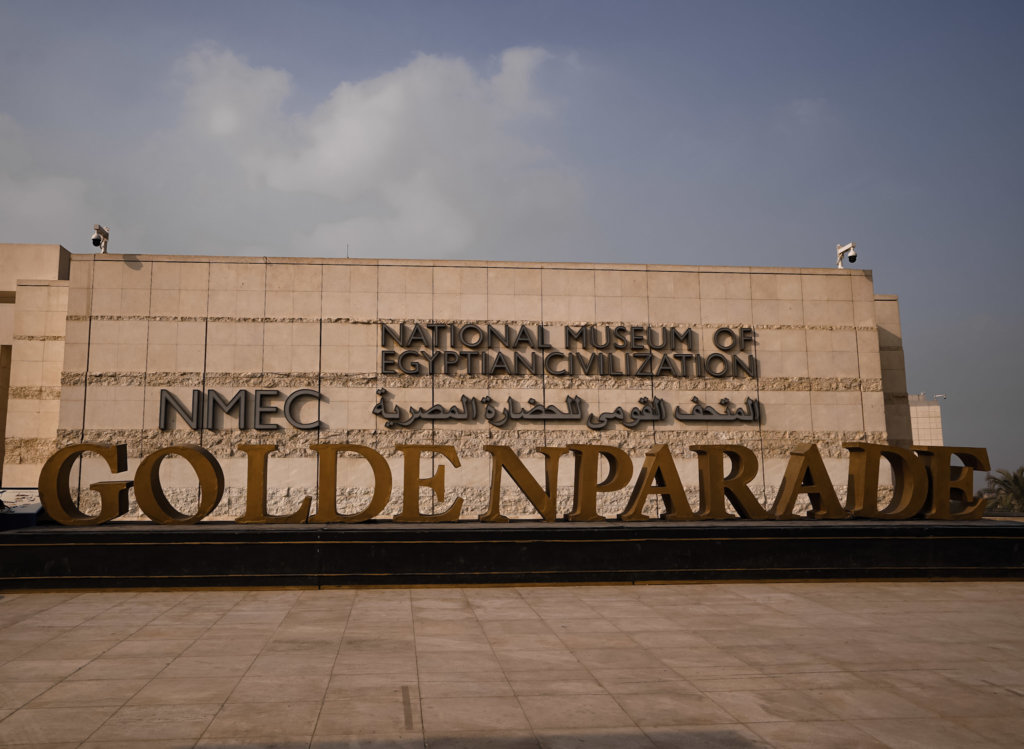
{"left": 169, "top": 44, "right": 583, "bottom": 258}
{"left": 0, "top": 45, "right": 584, "bottom": 259}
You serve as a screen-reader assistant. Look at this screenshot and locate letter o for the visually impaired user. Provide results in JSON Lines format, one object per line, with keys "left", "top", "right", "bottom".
{"left": 134, "top": 445, "right": 224, "bottom": 524}
{"left": 705, "top": 353, "right": 730, "bottom": 377}
{"left": 713, "top": 327, "right": 737, "bottom": 351}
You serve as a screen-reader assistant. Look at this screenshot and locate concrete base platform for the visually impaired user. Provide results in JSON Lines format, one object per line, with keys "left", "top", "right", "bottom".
{"left": 2, "top": 520, "right": 1023, "bottom": 589}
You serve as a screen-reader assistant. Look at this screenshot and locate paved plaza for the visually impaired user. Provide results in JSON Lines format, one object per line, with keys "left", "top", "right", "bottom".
{"left": 0, "top": 581, "right": 1021, "bottom": 748}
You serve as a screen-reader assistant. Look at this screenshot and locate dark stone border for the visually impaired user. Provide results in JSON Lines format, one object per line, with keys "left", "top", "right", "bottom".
{"left": 1, "top": 521, "right": 1022, "bottom": 589}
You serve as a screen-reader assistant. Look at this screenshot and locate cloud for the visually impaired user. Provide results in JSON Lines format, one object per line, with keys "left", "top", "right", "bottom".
{"left": 0, "top": 45, "right": 584, "bottom": 259}
{"left": 170, "top": 44, "right": 583, "bottom": 258}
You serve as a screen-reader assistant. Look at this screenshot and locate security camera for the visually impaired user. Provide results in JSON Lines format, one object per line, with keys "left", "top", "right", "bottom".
{"left": 91, "top": 225, "right": 110, "bottom": 254}
{"left": 835, "top": 242, "right": 857, "bottom": 269}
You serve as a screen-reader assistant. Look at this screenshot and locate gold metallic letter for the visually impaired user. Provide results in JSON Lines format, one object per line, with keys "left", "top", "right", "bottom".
{"left": 771, "top": 443, "right": 846, "bottom": 520}
{"left": 566, "top": 444, "right": 632, "bottom": 521}
{"left": 844, "top": 442, "right": 927, "bottom": 519}
{"left": 690, "top": 444, "right": 767, "bottom": 520}
{"left": 618, "top": 444, "right": 693, "bottom": 521}
{"left": 478, "top": 446, "right": 569, "bottom": 522}
{"left": 310, "top": 443, "right": 392, "bottom": 523}
{"left": 394, "top": 444, "right": 464, "bottom": 522}
{"left": 38, "top": 443, "right": 132, "bottom": 526}
{"left": 134, "top": 445, "right": 224, "bottom": 524}
{"left": 914, "top": 445, "right": 991, "bottom": 520}
{"left": 236, "top": 444, "right": 311, "bottom": 524}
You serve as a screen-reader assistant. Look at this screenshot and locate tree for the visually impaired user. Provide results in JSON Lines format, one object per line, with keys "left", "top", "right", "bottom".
{"left": 985, "top": 468, "right": 1024, "bottom": 513}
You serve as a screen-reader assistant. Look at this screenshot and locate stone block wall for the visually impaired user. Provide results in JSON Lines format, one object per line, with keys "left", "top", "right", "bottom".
{"left": 0, "top": 248, "right": 912, "bottom": 519}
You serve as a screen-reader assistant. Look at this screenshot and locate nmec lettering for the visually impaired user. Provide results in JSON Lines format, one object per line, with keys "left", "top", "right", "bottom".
{"left": 159, "top": 389, "right": 324, "bottom": 431}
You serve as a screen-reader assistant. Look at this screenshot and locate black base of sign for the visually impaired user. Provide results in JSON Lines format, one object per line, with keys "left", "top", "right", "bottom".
{"left": 1, "top": 521, "right": 1022, "bottom": 589}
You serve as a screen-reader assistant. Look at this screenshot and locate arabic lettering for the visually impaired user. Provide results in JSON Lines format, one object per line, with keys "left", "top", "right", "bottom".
{"left": 373, "top": 390, "right": 762, "bottom": 429}
{"left": 675, "top": 396, "right": 761, "bottom": 423}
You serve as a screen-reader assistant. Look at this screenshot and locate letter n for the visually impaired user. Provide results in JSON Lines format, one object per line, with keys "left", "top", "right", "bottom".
{"left": 478, "top": 446, "right": 568, "bottom": 522}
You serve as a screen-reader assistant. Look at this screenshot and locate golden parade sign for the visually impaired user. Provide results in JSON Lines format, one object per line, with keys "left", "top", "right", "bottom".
{"left": 38, "top": 441, "right": 989, "bottom": 526}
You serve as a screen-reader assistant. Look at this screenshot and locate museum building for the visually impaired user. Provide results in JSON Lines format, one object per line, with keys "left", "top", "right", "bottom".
{"left": 0, "top": 243, "right": 913, "bottom": 520}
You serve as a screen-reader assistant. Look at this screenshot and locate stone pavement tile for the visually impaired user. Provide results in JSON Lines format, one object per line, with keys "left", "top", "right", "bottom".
{"left": 103, "top": 638, "right": 195, "bottom": 658}
{"left": 645, "top": 724, "right": 771, "bottom": 748}
{"left": 603, "top": 616, "right": 681, "bottom": 633}
{"left": 413, "top": 620, "right": 487, "bottom": 637}
{"left": 327, "top": 672, "right": 416, "bottom": 695}
{"left": 417, "top": 650, "right": 504, "bottom": 675}
{"left": 0, "top": 681, "right": 53, "bottom": 709}
{"left": 202, "top": 700, "right": 322, "bottom": 741}
{"left": 590, "top": 667, "right": 689, "bottom": 691}
{"left": 628, "top": 630, "right": 717, "bottom": 649}
{"left": 88, "top": 703, "right": 220, "bottom": 741}
{"left": 414, "top": 634, "right": 493, "bottom": 653}
{"left": 489, "top": 633, "right": 567, "bottom": 651}
{"left": 706, "top": 689, "right": 839, "bottom": 723}
{"left": 423, "top": 731, "right": 538, "bottom": 748}
{"left": 248, "top": 653, "right": 337, "bottom": 677}
{"left": 555, "top": 631, "right": 638, "bottom": 650}
{"left": 494, "top": 649, "right": 583, "bottom": 673}
{"left": 481, "top": 620, "right": 559, "bottom": 636}
{"left": 657, "top": 648, "right": 757, "bottom": 678}
{"left": 958, "top": 715, "right": 1024, "bottom": 745}
{"left": 747, "top": 720, "right": 886, "bottom": 748}
{"left": 133, "top": 624, "right": 211, "bottom": 640}
{"left": 0, "top": 658, "right": 91, "bottom": 681}
{"left": 160, "top": 654, "right": 256, "bottom": 678}
{"left": 570, "top": 647, "right": 666, "bottom": 671}
{"left": 865, "top": 668, "right": 963, "bottom": 691}
{"left": 333, "top": 651, "right": 418, "bottom": 676}
{"left": 182, "top": 635, "right": 269, "bottom": 656}
{"left": 0, "top": 705, "right": 117, "bottom": 744}
{"left": 896, "top": 683, "right": 1023, "bottom": 717}
{"left": 419, "top": 679, "right": 513, "bottom": 698}
{"left": 507, "top": 675, "right": 606, "bottom": 697}
{"left": 197, "top": 739, "right": 311, "bottom": 748}
{"left": 943, "top": 660, "right": 1024, "bottom": 688}
{"left": 80, "top": 740, "right": 197, "bottom": 749}
{"left": 806, "top": 688, "right": 939, "bottom": 720}
{"left": 773, "top": 670, "right": 873, "bottom": 690}
{"left": 851, "top": 717, "right": 994, "bottom": 748}
{"left": 129, "top": 675, "right": 240, "bottom": 705}
{"left": 690, "top": 676, "right": 785, "bottom": 692}
{"left": 310, "top": 732, "right": 425, "bottom": 747}
{"left": 536, "top": 727, "right": 655, "bottom": 748}
{"left": 30, "top": 678, "right": 147, "bottom": 707}
{"left": 266, "top": 635, "right": 343, "bottom": 655}
{"left": 601, "top": 679, "right": 700, "bottom": 696}
{"left": 316, "top": 695, "right": 420, "bottom": 736}
{"left": 517, "top": 694, "right": 635, "bottom": 731}
{"left": 20, "top": 638, "right": 119, "bottom": 660}
{"left": 231, "top": 674, "right": 332, "bottom": 703}
{"left": 615, "top": 692, "right": 737, "bottom": 727}
{"left": 68, "top": 656, "right": 173, "bottom": 681}
{"left": 421, "top": 695, "right": 532, "bottom": 733}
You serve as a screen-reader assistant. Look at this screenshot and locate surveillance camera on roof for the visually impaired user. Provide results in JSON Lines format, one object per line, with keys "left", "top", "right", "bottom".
{"left": 836, "top": 242, "right": 857, "bottom": 269}
{"left": 91, "top": 224, "right": 110, "bottom": 254}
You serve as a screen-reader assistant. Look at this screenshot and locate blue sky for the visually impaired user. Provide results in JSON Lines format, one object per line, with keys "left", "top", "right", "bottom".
{"left": 2, "top": 0, "right": 1022, "bottom": 474}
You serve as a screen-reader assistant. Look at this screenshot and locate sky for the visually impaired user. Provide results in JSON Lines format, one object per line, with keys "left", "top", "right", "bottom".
{"left": 2, "top": 0, "right": 1022, "bottom": 475}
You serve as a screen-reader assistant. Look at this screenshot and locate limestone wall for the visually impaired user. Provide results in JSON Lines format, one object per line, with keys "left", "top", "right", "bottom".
{"left": 0, "top": 250, "right": 914, "bottom": 520}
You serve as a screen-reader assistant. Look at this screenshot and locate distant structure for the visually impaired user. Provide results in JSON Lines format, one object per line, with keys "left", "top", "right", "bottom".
{"left": 909, "top": 393, "right": 944, "bottom": 446}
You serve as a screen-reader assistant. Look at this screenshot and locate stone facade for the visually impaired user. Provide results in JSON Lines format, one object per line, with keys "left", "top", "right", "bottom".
{"left": 0, "top": 245, "right": 911, "bottom": 519}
